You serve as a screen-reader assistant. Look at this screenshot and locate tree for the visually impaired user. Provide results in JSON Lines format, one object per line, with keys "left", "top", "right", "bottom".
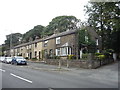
{"left": 44, "top": 16, "right": 80, "bottom": 36}
{"left": 84, "top": 2, "right": 120, "bottom": 55}
{"left": 4, "top": 33, "right": 22, "bottom": 49}
{"left": 0, "top": 44, "right": 7, "bottom": 56}
{"left": 22, "top": 25, "right": 45, "bottom": 43}
{"left": 0, "top": 45, "right": 2, "bottom": 56}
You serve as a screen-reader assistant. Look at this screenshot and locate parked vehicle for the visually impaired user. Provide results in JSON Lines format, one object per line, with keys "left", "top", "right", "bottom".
{"left": 0, "top": 57, "right": 5, "bottom": 62}
{"left": 11, "top": 56, "right": 27, "bottom": 65}
{"left": 4, "top": 57, "right": 12, "bottom": 64}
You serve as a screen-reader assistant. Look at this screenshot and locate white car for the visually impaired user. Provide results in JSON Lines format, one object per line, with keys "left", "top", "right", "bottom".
{"left": 4, "top": 57, "right": 12, "bottom": 64}
{"left": 0, "top": 57, "right": 5, "bottom": 62}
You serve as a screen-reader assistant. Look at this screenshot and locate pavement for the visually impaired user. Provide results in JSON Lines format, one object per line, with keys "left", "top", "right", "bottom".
{"left": 27, "top": 60, "right": 69, "bottom": 71}
{"left": 0, "top": 61, "right": 119, "bottom": 89}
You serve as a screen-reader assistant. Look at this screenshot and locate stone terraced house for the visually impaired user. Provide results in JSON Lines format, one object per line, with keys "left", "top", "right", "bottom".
{"left": 4, "top": 27, "right": 101, "bottom": 60}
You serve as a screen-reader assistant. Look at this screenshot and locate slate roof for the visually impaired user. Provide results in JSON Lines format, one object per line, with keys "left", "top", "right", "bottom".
{"left": 44, "top": 29, "right": 77, "bottom": 41}
{"left": 13, "top": 39, "right": 43, "bottom": 49}
{"left": 13, "top": 30, "right": 77, "bottom": 49}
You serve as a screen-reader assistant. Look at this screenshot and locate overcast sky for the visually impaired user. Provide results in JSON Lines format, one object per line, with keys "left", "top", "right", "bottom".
{"left": 0, "top": 0, "right": 89, "bottom": 45}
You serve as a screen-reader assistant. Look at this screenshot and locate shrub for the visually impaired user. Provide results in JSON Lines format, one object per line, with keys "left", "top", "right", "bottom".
{"left": 53, "top": 56, "right": 60, "bottom": 59}
{"left": 32, "top": 57, "right": 38, "bottom": 60}
{"left": 96, "top": 55, "right": 105, "bottom": 60}
{"left": 95, "top": 53, "right": 102, "bottom": 56}
{"left": 103, "top": 49, "right": 114, "bottom": 59}
{"left": 82, "top": 53, "right": 88, "bottom": 59}
{"left": 67, "top": 55, "right": 76, "bottom": 60}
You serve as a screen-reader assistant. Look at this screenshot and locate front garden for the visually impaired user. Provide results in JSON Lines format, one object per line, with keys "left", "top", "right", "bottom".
{"left": 45, "top": 49, "right": 115, "bottom": 69}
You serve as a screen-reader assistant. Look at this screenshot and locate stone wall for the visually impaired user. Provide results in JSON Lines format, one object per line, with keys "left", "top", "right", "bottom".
{"left": 45, "top": 59, "right": 114, "bottom": 69}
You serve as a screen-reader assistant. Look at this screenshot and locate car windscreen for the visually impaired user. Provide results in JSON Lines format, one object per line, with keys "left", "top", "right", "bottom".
{"left": 16, "top": 57, "right": 24, "bottom": 59}
{"left": 6, "top": 57, "right": 12, "bottom": 59}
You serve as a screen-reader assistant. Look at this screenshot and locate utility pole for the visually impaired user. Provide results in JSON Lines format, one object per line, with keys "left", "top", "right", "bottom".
{"left": 10, "top": 31, "right": 12, "bottom": 57}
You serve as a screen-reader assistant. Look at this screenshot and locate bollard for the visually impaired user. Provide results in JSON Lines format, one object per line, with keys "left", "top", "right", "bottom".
{"left": 67, "top": 60, "right": 69, "bottom": 68}
{"left": 58, "top": 60, "right": 61, "bottom": 69}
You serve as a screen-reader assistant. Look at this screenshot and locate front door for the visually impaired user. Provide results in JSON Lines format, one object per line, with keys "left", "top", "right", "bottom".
{"left": 39, "top": 51, "right": 40, "bottom": 59}
{"left": 30, "top": 52, "right": 32, "bottom": 59}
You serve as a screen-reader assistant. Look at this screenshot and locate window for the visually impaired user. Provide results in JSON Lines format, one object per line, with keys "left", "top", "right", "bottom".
{"left": 56, "top": 37, "right": 60, "bottom": 44}
{"left": 49, "top": 49, "right": 53, "bottom": 57}
{"left": 44, "top": 49, "right": 47, "bottom": 55}
{"left": 68, "top": 47, "right": 72, "bottom": 55}
{"left": 35, "top": 43, "right": 37, "bottom": 48}
{"left": 29, "top": 45, "right": 32, "bottom": 48}
{"left": 96, "top": 38, "right": 99, "bottom": 45}
{"left": 61, "top": 47, "right": 67, "bottom": 56}
{"left": 85, "top": 36, "right": 88, "bottom": 42}
{"left": 56, "top": 47, "right": 69, "bottom": 56}
{"left": 44, "top": 40, "right": 48, "bottom": 47}
{"left": 26, "top": 46, "right": 29, "bottom": 49}
{"left": 21, "top": 53, "right": 22, "bottom": 56}
{"left": 56, "top": 48, "right": 60, "bottom": 56}
{"left": 97, "top": 49, "right": 100, "bottom": 53}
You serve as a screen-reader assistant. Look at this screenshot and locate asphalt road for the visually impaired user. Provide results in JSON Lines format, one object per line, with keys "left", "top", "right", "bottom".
{"left": 0, "top": 61, "right": 118, "bottom": 89}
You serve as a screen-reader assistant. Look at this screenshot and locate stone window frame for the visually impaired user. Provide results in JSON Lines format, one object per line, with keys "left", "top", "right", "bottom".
{"left": 56, "top": 48, "right": 60, "bottom": 56}
{"left": 44, "top": 40, "right": 48, "bottom": 47}
{"left": 96, "top": 38, "right": 99, "bottom": 46}
{"left": 35, "top": 43, "right": 37, "bottom": 48}
{"left": 56, "top": 37, "right": 61, "bottom": 44}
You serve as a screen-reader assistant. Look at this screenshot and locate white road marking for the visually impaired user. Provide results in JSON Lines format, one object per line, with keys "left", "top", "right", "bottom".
{"left": 48, "top": 87, "right": 54, "bottom": 90}
{"left": 0, "top": 69, "right": 5, "bottom": 72}
{"left": 10, "top": 73, "right": 32, "bottom": 84}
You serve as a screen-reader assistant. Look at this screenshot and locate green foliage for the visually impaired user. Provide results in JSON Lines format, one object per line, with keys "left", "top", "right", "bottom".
{"left": 97, "top": 55, "right": 105, "bottom": 60}
{"left": 95, "top": 53, "right": 102, "bottom": 56}
{"left": 84, "top": 2, "right": 120, "bottom": 53}
{"left": 53, "top": 56, "right": 60, "bottom": 59}
{"left": 20, "top": 16, "right": 79, "bottom": 43}
{"left": 0, "top": 46, "right": 2, "bottom": 56}
{"left": 67, "top": 55, "right": 76, "bottom": 60}
{"left": 4, "top": 33, "right": 22, "bottom": 49}
{"left": 44, "top": 16, "right": 79, "bottom": 36}
{"left": 82, "top": 53, "right": 89, "bottom": 60}
{"left": 32, "top": 57, "right": 38, "bottom": 60}
{"left": 0, "top": 47, "right": 2, "bottom": 56}
{"left": 22, "top": 25, "right": 45, "bottom": 43}
{"left": 95, "top": 52, "right": 105, "bottom": 60}
{"left": 78, "top": 29, "right": 96, "bottom": 53}
{"left": 2, "top": 15, "right": 80, "bottom": 54}
{"left": 78, "top": 29, "right": 86, "bottom": 44}
{"left": 103, "top": 49, "right": 113, "bottom": 59}
{"left": 0, "top": 44, "right": 6, "bottom": 56}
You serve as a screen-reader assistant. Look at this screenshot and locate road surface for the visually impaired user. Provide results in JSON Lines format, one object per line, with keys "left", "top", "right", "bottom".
{"left": 0, "top": 61, "right": 118, "bottom": 89}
